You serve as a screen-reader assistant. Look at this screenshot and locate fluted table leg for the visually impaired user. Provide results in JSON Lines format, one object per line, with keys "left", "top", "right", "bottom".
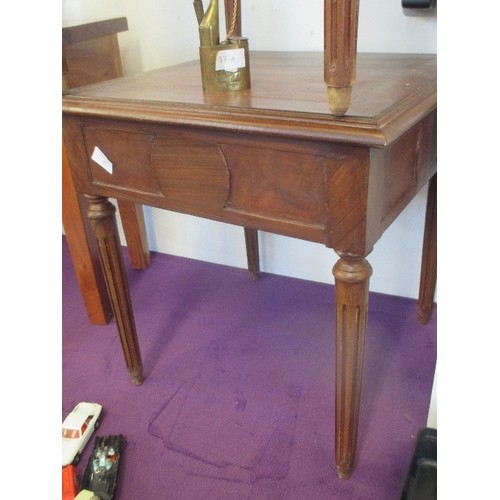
{"left": 333, "top": 253, "right": 372, "bottom": 478}
{"left": 86, "top": 195, "right": 144, "bottom": 385}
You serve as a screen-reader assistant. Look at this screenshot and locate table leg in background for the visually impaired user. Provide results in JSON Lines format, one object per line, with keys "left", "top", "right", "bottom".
{"left": 244, "top": 227, "right": 260, "bottom": 281}
{"left": 418, "top": 174, "right": 437, "bottom": 324}
{"left": 117, "top": 200, "right": 150, "bottom": 270}
{"left": 62, "top": 142, "right": 113, "bottom": 325}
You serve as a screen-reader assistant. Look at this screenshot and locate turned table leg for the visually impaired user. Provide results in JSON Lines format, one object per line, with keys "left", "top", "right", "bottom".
{"left": 418, "top": 174, "right": 437, "bottom": 324}
{"left": 332, "top": 253, "right": 372, "bottom": 478}
{"left": 86, "top": 195, "right": 144, "bottom": 385}
{"left": 244, "top": 228, "right": 260, "bottom": 281}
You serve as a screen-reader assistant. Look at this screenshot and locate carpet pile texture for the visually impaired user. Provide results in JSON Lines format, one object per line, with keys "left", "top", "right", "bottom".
{"left": 62, "top": 237, "right": 436, "bottom": 499}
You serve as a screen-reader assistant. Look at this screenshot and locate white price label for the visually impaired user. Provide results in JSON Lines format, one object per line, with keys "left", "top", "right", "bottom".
{"left": 215, "top": 48, "right": 246, "bottom": 72}
{"left": 91, "top": 146, "right": 113, "bottom": 174}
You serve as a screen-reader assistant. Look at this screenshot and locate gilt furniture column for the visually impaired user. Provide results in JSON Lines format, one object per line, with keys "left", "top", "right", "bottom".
{"left": 324, "top": 0, "right": 359, "bottom": 116}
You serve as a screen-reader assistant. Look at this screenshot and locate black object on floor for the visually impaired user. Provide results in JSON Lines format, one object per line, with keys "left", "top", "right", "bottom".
{"left": 400, "top": 427, "right": 437, "bottom": 500}
{"left": 81, "top": 434, "right": 125, "bottom": 500}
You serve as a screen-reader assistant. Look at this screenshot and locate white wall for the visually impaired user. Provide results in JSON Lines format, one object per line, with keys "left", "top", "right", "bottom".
{"left": 62, "top": 0, "right": 437, "bottom": 299}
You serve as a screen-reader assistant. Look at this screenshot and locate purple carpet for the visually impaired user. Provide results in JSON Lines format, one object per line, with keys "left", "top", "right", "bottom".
{"left": 62, "top": 235, "right": 436, "bottom": 499}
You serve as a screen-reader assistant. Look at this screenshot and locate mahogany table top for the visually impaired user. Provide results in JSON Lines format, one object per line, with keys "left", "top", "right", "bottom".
{"left": 63, "top": 51, "right": 436, "bottom": 147}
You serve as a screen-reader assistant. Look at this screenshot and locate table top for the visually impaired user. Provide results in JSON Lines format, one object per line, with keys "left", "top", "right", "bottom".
{"left": 62, "top": 51, "right": 436, "bottom": 148}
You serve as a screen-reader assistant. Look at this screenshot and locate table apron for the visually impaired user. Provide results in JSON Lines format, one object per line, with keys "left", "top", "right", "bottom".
{"left": 63, "top": 111, "right": 436, "bottom": 254}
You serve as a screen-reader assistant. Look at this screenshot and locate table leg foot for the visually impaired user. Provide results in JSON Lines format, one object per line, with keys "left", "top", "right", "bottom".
{"left": 333, "top": 253, "right": 372, "bottom": 477}
{"left": 87, "top": 195, "right": 144, "bottom": 385}
{"left": 129, "top": 367, "right": 144, "bottom": 386}
{"left": 417, "top": 174, "right": 437, "bottom": 324}
{"left": 337, "top": 465, "right": 352, "bottom": 479}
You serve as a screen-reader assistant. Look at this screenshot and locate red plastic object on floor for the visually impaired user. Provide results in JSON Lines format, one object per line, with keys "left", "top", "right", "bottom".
{"left": 62, "top": 464, "right": 79, "bottom": 500}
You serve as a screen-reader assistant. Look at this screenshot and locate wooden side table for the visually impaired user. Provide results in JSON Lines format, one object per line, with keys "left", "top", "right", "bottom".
{"left": 63, "top": 51, "right": 436, "bottom": 478}
{"left": 63, "top": 0, "right": 436, "bottom": 479}
{"left": 62, "top": 18, "right": 150, "bottom": 324}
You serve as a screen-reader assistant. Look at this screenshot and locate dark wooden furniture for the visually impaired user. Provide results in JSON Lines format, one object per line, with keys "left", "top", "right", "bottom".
{"left": 63, "top": 47, "right": 436, "bottom": 478}
{"left": 63, "top": 0, "right": 436, "bottom": 480}
{"left": 62, "top": 17, "right": 150, "bottom": 324}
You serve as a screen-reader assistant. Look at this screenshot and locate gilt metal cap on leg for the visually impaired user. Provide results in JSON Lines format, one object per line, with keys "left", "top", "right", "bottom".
{"left": 327, "top": 86, "right": 352, "bottom": 117}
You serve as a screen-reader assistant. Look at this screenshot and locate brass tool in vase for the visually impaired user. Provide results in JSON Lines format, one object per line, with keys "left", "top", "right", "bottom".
{"left": 194, "top": 0, "right": 251, "bottom": 92}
